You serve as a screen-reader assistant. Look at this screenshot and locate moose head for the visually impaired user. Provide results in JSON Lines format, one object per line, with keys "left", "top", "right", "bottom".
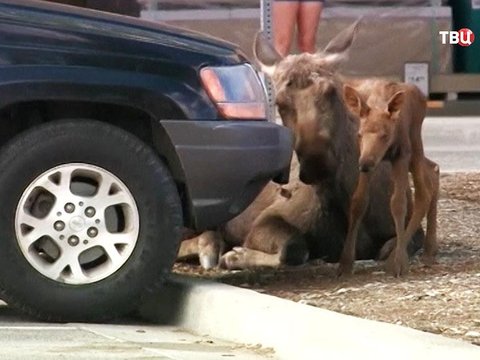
{"left": 254, "top": 20, "right": 361, "bottom": 183}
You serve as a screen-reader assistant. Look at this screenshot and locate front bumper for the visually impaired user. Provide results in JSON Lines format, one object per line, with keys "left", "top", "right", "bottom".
{"left": 160, "top": 120, "right": 293, "bottom": 230}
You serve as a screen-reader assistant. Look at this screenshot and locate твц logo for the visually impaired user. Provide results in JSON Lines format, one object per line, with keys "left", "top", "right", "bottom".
{"left": 439, "top": 28, "right": 475, "bottom": 46}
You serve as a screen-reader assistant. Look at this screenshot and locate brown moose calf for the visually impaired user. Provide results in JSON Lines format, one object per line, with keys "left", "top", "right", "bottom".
{"left": 342, "top": 80, "right": 440, "bottom": 277}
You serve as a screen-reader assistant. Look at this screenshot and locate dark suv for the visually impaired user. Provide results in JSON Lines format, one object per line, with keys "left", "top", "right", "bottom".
{"left": 0, "top": 0, "right": 292, "bottom": 321}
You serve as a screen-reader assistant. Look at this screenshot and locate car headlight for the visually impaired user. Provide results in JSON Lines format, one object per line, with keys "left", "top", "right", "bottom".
{"left": 200, "top": 64, "right": 267, "bottom": 120}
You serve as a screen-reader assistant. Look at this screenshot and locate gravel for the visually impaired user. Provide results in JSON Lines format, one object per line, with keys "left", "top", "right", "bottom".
{"left": 174, "top": 172, "right": 480, "bottom": 346}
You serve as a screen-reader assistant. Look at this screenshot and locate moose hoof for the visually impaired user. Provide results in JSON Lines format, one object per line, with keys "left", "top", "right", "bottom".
{"left": 337, "top": 260, "right": 354, "bottom": 277}
{"left": 199, "top": 252, "right": 219, "bottom": 270}
{"left": 385, "top": 250, "right": 409, "bottom": 277}
{"left": 420, "top": 253, "right": 437, "bottom": 267}
{"left": 219, "top": 247, "right": 248, "bottom": 270}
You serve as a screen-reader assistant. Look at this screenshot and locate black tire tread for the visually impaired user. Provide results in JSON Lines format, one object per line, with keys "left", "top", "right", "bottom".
{"left": 0, "top": 119, "right": 183, "bottom": 322}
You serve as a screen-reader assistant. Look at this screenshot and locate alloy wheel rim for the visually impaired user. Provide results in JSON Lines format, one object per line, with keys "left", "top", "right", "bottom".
{"left": 15, "top": 163, "right": 140, "bottom": 285}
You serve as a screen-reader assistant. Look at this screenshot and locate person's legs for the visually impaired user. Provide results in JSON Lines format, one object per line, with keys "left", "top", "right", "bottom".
{"left": 297, "top": 1, "right": 323, "bottom": 53}
{"left": 273, "top": 1, "right": 300, "bottom": 57}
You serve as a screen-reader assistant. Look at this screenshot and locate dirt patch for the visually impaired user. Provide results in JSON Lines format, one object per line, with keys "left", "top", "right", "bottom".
{"left": 174, "top": 172, "right": 480, "bottom": 346}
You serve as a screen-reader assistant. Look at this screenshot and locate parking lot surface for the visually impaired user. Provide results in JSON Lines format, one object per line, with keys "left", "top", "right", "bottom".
{"left": 424, "top": 116, "right": 480, "bottom": 172}
{"left": 0, "top": 302, "right": 272, "bottom": 360}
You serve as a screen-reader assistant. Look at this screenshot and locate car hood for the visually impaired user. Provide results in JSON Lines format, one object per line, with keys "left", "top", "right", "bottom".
{"left": 0, "top": 0, "right": 241, "bottom": 62}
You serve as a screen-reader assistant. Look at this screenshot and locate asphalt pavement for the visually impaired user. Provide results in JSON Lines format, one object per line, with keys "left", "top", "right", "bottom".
{"left": 0, "top": 301, "right": 270, "bottom": 360}
{"left": 423, "top": 116, "right": 480, "bottom": 172}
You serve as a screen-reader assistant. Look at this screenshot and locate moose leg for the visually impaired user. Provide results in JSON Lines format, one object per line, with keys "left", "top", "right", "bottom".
{"left": 220, "top": 247, "right": 283, "bottom": 269}
{"left": 220, "top": 215, "right": 306, "bottom": 270}
{"left": 177, "top": 237, "right": 199, "bottom": 260}
{"left": 177, "top": 231, "right": 224, "bottom": 270}
{"left": 198, "top": 231, "right": 225, "bottom": 269}
{"left": 338, "top": 172, "right": 371, "bottom": 276}
{"left": 421, "top": 158, "right": 439, "bottom": 266}
{"left": 386, "top": 158, "right": 410, "bottom": 277}
{"left": 379, "top": 178, "right": 423, "bottom": 261}
{"left": 399, "top": 160, "right": 434, "bottom": 269}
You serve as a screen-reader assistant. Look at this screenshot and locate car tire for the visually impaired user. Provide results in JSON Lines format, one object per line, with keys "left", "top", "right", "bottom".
{"left": 0, "top": 119, "right": 183, "bottom": 321}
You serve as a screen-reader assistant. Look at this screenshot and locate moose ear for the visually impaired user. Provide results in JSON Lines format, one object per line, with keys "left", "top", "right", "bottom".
{"left": 253, "top": 31, "right": 283, "bottom": 77}
{"left": 343, "top": 85, "right": 366, "bottom": 118}
{"left": 387, "top": 91, "right": 405, "bottom": 115}
{"left": 321, "top": 18, "right": 362, "bottom": 68}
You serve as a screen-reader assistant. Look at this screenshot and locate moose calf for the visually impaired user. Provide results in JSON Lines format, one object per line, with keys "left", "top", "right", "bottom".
{"left": 342, "top": 80, "right": 440, "bottom": 276}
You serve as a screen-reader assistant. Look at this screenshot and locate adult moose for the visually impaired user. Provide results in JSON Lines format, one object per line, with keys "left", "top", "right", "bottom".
{"left": 342, "top": 80, "right": 439, "bottom": 276}
{"left": 251, "top": 20, "right": 424, "bottom": 274}
{"left": 179, "top": 155, "right": 320, "bottom": 270}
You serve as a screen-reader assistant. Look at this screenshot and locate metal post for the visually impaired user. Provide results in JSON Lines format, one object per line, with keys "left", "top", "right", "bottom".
{"left": 260, "top": 0, "right": 273, "bottom": 42}
{"left": 260, "top": 0, "right": 277, "bottom": 123}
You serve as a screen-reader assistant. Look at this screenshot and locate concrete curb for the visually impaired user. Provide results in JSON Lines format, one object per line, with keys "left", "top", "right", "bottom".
{"left": 140, "top": 275, "right": 480, "bottom": 360}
